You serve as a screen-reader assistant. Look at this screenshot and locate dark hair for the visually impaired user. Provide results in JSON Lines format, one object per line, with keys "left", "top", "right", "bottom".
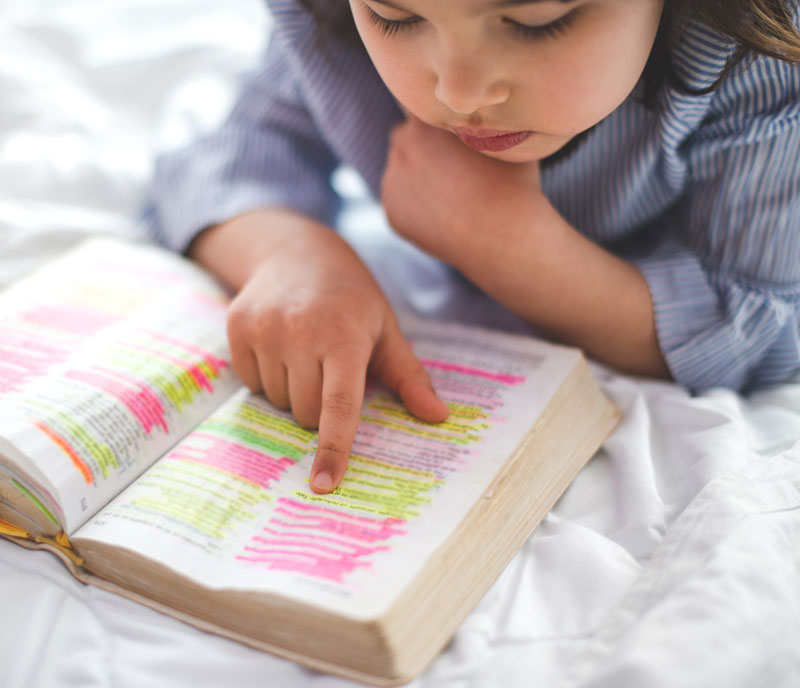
{"left": 296, "top": 0, "right": 800, "bottom": 108}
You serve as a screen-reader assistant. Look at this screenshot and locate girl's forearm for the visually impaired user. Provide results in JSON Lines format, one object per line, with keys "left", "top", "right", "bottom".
{"left": 187, "top": 208, "right": 333, "bottom": 292}
{"left": 460, "top": 197, "right": 671, "bottom": 379}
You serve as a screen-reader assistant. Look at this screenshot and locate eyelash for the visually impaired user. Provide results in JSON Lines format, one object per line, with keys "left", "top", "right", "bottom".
{"left": 364, "top": 6, "right": 421, "bottom": 37}
{"left": 507, "top": 10, "right": 579, "bottom": 41}
{"left": 364, "top": 5, "right": 579, "bottom": 41}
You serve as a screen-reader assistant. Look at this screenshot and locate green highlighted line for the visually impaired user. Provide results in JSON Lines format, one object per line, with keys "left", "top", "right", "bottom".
{"left": 11, "top": 479, "right": 59, "bottom": 526}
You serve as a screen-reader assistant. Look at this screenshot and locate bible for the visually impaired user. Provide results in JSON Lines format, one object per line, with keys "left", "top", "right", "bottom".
{"left": 0, "top": 238, "right": 619, "bottom": 685}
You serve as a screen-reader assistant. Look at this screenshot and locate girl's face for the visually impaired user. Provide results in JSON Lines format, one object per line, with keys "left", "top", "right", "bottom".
{"left": 348, "top": 0, "right": 665, "bottom": 162}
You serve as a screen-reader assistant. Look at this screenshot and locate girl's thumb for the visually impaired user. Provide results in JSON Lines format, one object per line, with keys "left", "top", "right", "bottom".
{"left": 372, "top": 320, "right": 449, "bottom": 423}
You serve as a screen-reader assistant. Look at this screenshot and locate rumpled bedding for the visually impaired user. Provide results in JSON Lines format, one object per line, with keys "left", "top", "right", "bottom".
{"left": 1, "top": 2, "right": 799, "bottom": 687}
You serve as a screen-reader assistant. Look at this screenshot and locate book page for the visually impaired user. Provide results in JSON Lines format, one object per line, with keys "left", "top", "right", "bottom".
{"left": 0, "top": 239, "right": 240, "bottom": 534}
{"left": 74, "top": 316, "right": 582, "bottom": 619}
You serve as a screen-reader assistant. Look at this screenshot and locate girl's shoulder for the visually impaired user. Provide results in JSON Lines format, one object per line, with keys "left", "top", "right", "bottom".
{"left": 669, "top": 21, "right": 737, "bottom": 95}
{"left": 662, "top": 6, "right": 800, "bottom": 136}
{"left": 265, "top": 0, "right": 315, "bottom": 32}
{"left": 265, "top": 0, "right": 360, "bottom": 60}
{"left": 265, "top": 0, "right": 307, "bottom": 16}
{"left": 672, "top": 0, "right": 799, "bottom": 87}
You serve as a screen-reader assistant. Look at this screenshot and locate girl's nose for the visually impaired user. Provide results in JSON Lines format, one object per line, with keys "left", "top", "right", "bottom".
{"left": 433, "top": 53, "right": 510, "bottom": 115}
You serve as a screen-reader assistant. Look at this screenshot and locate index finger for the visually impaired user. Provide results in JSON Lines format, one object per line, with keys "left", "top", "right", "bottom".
{"left": 309, "top": 346, "right": 369, "bottom": 494}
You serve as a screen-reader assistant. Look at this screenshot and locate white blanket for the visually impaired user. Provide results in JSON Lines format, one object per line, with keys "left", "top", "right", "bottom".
{"left": 1, "top": 2, "right": 799, "bottom": 686}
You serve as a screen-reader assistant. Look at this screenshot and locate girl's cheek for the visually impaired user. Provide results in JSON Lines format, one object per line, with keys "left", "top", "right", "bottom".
{"left": 376, "top": 61, "right": 432, "bottom": 116}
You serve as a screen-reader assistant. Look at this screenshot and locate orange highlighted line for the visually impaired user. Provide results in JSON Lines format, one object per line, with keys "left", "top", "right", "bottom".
{"left": 34, "top": 421, "right": 94, "bottom": 485}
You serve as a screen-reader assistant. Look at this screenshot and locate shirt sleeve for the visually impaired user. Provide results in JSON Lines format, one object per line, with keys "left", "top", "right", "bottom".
{"left": 143, "top": 33, "right": 341, "bottom": 253}
{"left": 634, "top": 52, "right": 800, "bottom": 392}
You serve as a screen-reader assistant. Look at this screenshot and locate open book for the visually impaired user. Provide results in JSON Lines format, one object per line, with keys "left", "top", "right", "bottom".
{"left": 0, "top": 239, "right": 619, "bottom": 685}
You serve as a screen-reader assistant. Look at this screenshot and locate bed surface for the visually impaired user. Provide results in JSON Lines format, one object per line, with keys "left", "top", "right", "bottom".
{"left": 1, "top": 2, "right": 799, "bottom": 686}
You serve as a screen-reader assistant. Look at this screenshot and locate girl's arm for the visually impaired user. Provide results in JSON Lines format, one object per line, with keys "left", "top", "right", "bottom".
{"left": 145, "top": 28, "right": 448, "bottom": 492}
{"left": 145, "top": 36, "right": 341, "bottom": 254}
{"left": 449, "top": 195, "right": 671, "bottom": 380}
{"left": 382, "top": 112, "right": 800, "bottom": 391}
{"left": 382, "top": 119, "right": 669, "bottom": 378}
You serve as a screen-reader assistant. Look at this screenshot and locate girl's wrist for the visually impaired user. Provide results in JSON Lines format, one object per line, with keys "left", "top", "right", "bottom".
{"left": 188, "top": 208, "right": 335, "bottom": 291}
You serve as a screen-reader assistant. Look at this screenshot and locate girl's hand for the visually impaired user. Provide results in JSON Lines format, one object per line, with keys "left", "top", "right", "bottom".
{"left": 381, "top": 115, "right": 542, "bottom": 275}
{"left": 190, "top": 209, "right": 449, "bottom": 493}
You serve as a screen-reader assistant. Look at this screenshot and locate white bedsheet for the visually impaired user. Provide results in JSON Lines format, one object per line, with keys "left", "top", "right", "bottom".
{"left": 1, "top": 2, "right": 799, "bottom": 687}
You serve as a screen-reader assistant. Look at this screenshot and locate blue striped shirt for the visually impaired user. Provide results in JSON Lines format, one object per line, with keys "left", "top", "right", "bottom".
{"left": 145, "top": 0, "right": 800, "bottom": 393}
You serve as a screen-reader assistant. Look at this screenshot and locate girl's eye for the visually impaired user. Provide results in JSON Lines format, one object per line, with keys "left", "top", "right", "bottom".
{"left": 506, "top": 9, "right": 579, "bottom": 41}
{"left": 365, "top": 5, "right": 422, "bottom": 37}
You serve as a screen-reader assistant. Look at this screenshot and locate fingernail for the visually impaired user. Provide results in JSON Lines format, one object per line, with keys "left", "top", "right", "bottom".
{"left": 311, "top": 471, "right": 334, "bottom": 493}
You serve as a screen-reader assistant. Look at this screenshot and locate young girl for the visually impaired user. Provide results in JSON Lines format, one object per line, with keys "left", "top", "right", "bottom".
{"left": 146, "top": 0, "right": 800, "bottom": 493}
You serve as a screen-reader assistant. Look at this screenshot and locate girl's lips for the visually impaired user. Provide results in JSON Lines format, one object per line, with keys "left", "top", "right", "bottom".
{"left": 455, "top": 129, "right": 532, "bottom": 152}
